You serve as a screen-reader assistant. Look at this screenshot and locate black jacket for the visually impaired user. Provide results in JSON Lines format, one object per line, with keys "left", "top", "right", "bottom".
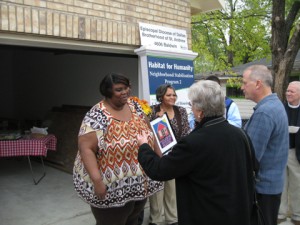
{"left": 138, "top": 117, "right": 255, "bottom": 225}
{"left": 285, "top": 104, "right": 300, "bottom": 163}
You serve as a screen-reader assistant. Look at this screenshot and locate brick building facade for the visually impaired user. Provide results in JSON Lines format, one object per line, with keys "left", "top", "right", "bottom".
{"left": 0, "top": 0, "right": 224, "bottom": 171}
{"left": 0, "top": 0, "right": 198, "bottom": 52}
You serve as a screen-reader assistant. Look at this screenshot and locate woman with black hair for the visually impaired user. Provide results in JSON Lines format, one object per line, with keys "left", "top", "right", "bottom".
{"left": 73, "top": 73, "right": 163, "bottom": 225}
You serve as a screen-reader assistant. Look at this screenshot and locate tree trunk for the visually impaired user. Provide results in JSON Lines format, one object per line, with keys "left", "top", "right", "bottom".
{"left": 271, "top": 0, "right": 300, "bottom": 101}
{"left": 274, "top": 60, "right": 289, "bottom": 101}
{"left": 271, "top": 0, "right": 286, "bottom": 100}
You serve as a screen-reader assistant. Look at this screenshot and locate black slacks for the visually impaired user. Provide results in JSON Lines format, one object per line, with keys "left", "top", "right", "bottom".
{"left": 91, "top": 199, "right": 147, "bottom": 225}
{"left": 257, "top": 193, "right": 281, "bottom": 225}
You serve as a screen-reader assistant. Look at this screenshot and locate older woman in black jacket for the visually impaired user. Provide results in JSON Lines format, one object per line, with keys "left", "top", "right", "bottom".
{"left": 137, "top": 80, "right": 256, "bottom": 225}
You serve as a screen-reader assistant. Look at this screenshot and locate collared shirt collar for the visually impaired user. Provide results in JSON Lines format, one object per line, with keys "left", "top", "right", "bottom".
{"left": 288, "top": 102, "right": 300, "bottom": 108}
{"left": 253, "top": 93, "right": 278, "bottom": 111}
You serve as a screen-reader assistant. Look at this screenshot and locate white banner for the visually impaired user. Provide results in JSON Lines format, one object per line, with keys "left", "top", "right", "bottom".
{"left": 139, "top": 22, "right": 188, "bottom": 51}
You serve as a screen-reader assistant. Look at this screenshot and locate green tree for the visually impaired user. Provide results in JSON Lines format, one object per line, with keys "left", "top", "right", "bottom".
{"left": 192, "top": 0, "right": 271, "bottom": 74}
{"left": 192, "top": 0, "right": 300, "bottom": 101}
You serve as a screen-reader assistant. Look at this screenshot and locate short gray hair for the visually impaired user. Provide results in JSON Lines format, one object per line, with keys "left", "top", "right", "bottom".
{"left": 289, "top": 81, "right": 300, "bottom": 93}
{"left": 245, "top": 65, "right": 273, "bottom": 87}
{"left": 188, "top": 80, "right": 225, "bottom": 117}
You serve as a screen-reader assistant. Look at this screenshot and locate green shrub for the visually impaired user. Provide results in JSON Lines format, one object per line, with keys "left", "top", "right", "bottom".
{"left": 226, "top": 77, "right": 242, "bottom": 88}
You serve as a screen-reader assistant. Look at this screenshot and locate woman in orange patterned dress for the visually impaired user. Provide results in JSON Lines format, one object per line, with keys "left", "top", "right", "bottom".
{"left": 73, "top": 73, "right": 163, "bottom": 225}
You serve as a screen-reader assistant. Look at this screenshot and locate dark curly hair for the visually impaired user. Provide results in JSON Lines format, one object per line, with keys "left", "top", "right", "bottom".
{"left": 99, "top": 73, "right": 130, "bottom": 98}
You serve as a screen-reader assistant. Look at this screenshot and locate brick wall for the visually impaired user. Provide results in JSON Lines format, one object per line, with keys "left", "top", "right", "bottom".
{"left": 0, "top": 0, "right": 192, "bottom": 47}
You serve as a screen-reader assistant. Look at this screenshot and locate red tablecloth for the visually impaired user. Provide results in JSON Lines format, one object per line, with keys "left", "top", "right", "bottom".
{"left": 0, "top": 134, "right": 57, "bottom": 157}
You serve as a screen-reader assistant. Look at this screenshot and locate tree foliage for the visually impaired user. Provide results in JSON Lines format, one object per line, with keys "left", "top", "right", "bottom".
{"left": 192, "top": 0, "right": 272, "bottom": 74}
{"left": 192, "top": 0, "right": 300, "bottom": 101}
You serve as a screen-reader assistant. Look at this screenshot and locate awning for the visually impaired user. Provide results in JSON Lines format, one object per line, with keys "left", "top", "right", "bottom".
{"left": 191, "top": 0, "right": 225, "bottom": 14}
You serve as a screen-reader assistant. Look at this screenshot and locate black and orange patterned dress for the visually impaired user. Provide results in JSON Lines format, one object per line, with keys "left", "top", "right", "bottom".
{"left": 73, "top": 99, "right": 163, "bottom": 208}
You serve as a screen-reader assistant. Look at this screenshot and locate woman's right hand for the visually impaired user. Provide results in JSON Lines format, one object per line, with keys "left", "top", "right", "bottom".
{"left": 94, "top": 179, "right": 107, "bottom": 200}
{"left": 79, "top": 132, "right": 107, "bottom": 199}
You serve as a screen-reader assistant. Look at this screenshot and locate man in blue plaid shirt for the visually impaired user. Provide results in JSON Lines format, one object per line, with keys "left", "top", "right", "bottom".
{"left": 241, "top": 65, "right": 289, "bottom": 225}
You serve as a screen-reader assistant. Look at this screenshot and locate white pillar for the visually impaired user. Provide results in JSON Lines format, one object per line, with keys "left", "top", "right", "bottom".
{"left": 134, "top": 46, "right": 198, "bottom": 103}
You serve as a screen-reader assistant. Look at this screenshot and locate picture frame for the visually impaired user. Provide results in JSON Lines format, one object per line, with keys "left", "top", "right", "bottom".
{"left": 150, "top": 113, "right": 177, "bottom": 155}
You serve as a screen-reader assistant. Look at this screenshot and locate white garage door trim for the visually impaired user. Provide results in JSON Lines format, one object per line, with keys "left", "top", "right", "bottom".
{"left": 0, "top": 33, "right": 136, "bottom": 55}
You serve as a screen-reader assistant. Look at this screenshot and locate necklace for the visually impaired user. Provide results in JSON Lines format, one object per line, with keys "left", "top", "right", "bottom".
{"left": 160, "top": 104, "right": 173, "bottom": 113}
{"left": 160, "top": 105, "right": 174, "bottom": 119}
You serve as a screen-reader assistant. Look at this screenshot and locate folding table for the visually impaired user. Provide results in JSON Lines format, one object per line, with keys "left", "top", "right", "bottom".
{"left": 0, "top": 134, "right": 57, "bottom": 184}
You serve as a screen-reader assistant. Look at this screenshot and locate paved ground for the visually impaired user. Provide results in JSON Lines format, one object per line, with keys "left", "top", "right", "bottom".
{"left": 278, "top": 218, "right": 295, "bottom": 225}
{"left": 233, "top": 98, "right": 256, "bottom": 119}
{"left": 0, "top": 157, "right": 154, "bottom": 225}
{"left": 0, "top": 153, "right": 291, "bottom": 225}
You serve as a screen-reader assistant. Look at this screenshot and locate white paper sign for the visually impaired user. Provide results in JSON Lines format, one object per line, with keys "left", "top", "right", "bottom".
{"left": 139, "top": 22, "right": 188, "bottom": 51}
{"left": 289, "top": 126, "right": 299, "bottom": 134}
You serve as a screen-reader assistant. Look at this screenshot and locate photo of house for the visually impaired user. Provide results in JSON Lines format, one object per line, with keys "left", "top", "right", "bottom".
{"left": 151, "top": 115, "right": 176, "bottom": 153}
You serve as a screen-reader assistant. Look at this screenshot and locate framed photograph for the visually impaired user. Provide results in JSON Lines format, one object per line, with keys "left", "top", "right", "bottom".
{"left": 150, "top": 113, "right": 177, "bottom": 155}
